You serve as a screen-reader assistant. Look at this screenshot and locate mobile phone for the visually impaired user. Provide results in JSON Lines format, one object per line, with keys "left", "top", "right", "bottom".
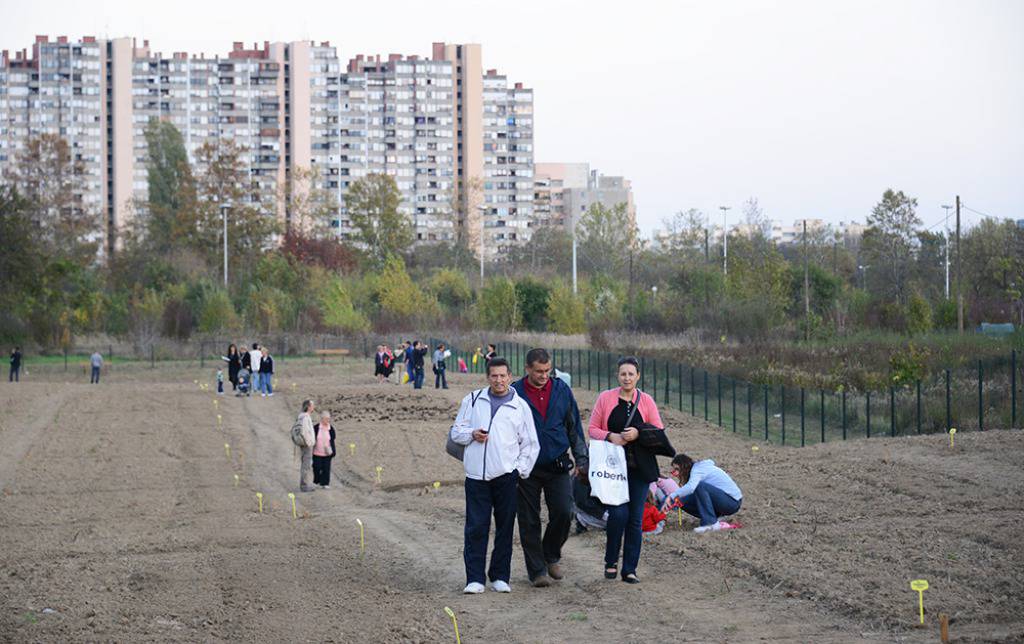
{"left": 480, "top": 429, "right": 489, "bottom": 434}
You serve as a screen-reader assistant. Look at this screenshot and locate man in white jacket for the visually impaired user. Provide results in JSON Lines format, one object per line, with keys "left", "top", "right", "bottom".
{"left": 450, "top": 357, "right": 539, "bottom": 594}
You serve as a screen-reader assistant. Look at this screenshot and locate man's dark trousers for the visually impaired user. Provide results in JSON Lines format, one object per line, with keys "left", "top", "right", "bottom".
{"left": 517, "top": 462, "right": 573, "bottom": 581}
{"left": 464, "top": 470, "right": 518, "bottom": 585}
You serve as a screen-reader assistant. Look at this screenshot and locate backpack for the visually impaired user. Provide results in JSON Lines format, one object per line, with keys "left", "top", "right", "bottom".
{"left": 445, "top": 390, "right": 483, "bottom": 461}
{"left": 291, "top": 415, "right": 314, "bottom": 447}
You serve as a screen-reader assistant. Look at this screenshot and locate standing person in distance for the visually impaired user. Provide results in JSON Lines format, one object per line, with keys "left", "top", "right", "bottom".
{"left": 259, "top": 346, "right": 274, "bottom": 397}
{"left": 89, "top": 350, "right": 103, "bottom": 384}
{"left": 248, "top": 343, "right": 262, "bottom": 396}
{"left": 484, "top": 343, "right": 498, "bottom": 366}
{"left": 312, "top": 410, "right": 336, "bottom": 489}
{"left": 9, "top": 347, "right": 22, "bottom": 382}
{"left": 375, "top": 345, "right": 388, "bottom": 384}
{"left": 412, "top": 340, "right": 429, "bottom": 390}
{"left": 297, "top": 399, "right": 317, "bottom": 492}
{"left": 404, "top": 340, "right": 415, "bottom": 385}
{"left": 449, "top": 357, "right": 539, "bottom": 594}
{"left": 512, "top": 348, "right": 588, "bottom": 588}
{"left": 225, "top": 344, "right": 241, "bottom": 392}
{"left": 433, "top": 342, "right": 450, "bottom": 389}
{"left": 588, "top": 356, "right": 665, "bottom": 584}
{"left": 240, "top": 345, "right": 252, "bottom": 396}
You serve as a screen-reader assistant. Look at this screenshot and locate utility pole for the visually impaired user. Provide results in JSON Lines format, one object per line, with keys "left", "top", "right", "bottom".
{"left": 956, "top": 195, "right": 963, "bottom": 333}
{"left": 704, "top": 227, "right": 710, "bottom": 307}
{"left": 571, "top": 228, "right": 578, "bottom": 295}
{"left": 719, "top": 206, "right": 731, "bottom": 276}
{"left": 220, "top": 203, "right": 229, "bottom": 286}
{"left": 803, "top": 219, "right": 810, "bottom": 341}
{"left": 941, "top": 204, "right": 953, "bottom": 300}
{"left": 476, "top": 205, "right": 487, "bottom": 289}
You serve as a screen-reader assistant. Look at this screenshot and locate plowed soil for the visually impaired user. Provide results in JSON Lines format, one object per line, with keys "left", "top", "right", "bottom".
{"left": 1, "top": 359, "right": 1021, "bottom": 643}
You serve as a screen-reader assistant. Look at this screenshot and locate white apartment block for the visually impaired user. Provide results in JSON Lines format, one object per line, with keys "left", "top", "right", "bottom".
{"left": 0, "top": 36, "right": 534, "bottom": 259}
{"left": 534, "top": 163, "right": 636, "bottom": 234}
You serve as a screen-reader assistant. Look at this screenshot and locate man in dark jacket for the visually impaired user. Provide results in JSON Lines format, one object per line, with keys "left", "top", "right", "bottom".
{"left": 10, "top": 347, "right": 22, "bottom": 382}
{"left": 511, "top": 347, "right": 588, "bottom": 587}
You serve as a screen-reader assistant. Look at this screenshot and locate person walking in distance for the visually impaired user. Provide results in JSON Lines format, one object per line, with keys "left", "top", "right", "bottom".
{"left": 297, "top": 399, "right": 317, "bottom": 492}
{"left": 511, "top": 348, "right": 588, "bottom": 587}
{"left": 449, "top": 357, "right": 539, "bottom": 594}
{"left": 403, "top": 340, "right": 415, "bottom": 385}
{"left": 9, "top": 347, "right": 22, "bottom": 382}
{"left": 588, "top": 356, "right": 665, "bottom": 584}
{"left": 225, "top": 344, "right": 241, "bottom": 392}
{"left": 374, "top": 345, "right": 388, "bottom": 384}
{"left": 259, "top": 346, "right": 274, "bottom": 397}
{"left": 90, "top": 350, "right": 103, "bottom": 384}
{"left": 312, "top": 411, "right": 336, "bottom": 489}
{"left": 248, "top": 343, "right": 262, "bottom": 396}
{"left": 240, "top": 345, "right": 252, "bottom": 396}
{"left": 433, "top": 342, "right": 450, "bottom": 389}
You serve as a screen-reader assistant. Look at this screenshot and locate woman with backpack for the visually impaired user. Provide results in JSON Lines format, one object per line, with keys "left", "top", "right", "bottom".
{"left": 312, "top": 411, "right": 337, "bottom": 489}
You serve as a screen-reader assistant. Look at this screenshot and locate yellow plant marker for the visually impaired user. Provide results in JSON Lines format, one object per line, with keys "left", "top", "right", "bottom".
{"left": 256, "top": 492, "right": 263, "bottom": 513}
{"left": 677, "top": 508, "right": 683, "bottom": 527}
{"left": 910, "top": 579, "right": 929, "bottom": 624}
{"left": 444, "top": 606, "right": 462, "bottom": 644}
{"left": 433, "top": 481, "right": 441, "bottom": 490}
{"left": 355, "top": 518, "right": 365, "bottom": 555}
{"left": 193, "top": 379, "right": 198, "bottom": 385}
{"left": 751, "top": 445, "right": 759, "bottom": 452}
{"left": 349, "top": 443, "right": 355, "bottom": 456}
{"left": 288, "top": 492, "right": 297, "bottom": 519}
{"left": 291, "top": 382, "right": 297, "bottom": 391}
{"left": 217, "top": 414, "right": 222, "bottom": 427}
{"left": 224, "top": 443, "right": 231, "bottom": 459}
{"left": 948, "top": 428, "right": 956, "bottom": 448}
{"left": 213, "top": 399, "right": 218, "bottom": 409}
{"left": 233, "top": 474, "right": 239, "bottom": 487}
{"left": 375, "top": 466, "right": 383, "bottom": 484}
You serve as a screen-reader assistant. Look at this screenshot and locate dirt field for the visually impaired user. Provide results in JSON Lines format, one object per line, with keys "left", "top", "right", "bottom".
{"left": 1, "top": 359, "right": 1022, "bottom": 643}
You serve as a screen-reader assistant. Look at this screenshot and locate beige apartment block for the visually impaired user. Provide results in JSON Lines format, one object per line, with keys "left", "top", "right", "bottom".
{"left": 535, "top": 163, "right": 635, "bottom": 234}
{"left": 1, "top": 36, "right": 534, "bottom": 259}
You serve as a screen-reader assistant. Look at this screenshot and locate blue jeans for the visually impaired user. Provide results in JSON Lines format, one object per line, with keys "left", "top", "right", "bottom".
{"left": 434, "top": 366, "right": 447, "bottom": 389}
{"left": 9, "top": 366, "right": 19, "bottom": 382}
{"left": 604, "top": 474, "right": 649, "bottom": 577}
{"left": 464, "top": 471, "right": 519, "bottom": 585}
{"left": 406, "top": 362, "right": 414, "bottom": 385}
{"left": 90, "top": 366, "right": 100, "bottom": 384}
{"left": 261, "top": 373, "right": 273, "bottom": 394}
{"left": 413, "top": 366, "right": 424, "bottom": 389}
{"left": 680, "top": 481, "right": 742, "bottom": 526}
{"left": 250, "top": 371, "right": 261, "bottom": 395}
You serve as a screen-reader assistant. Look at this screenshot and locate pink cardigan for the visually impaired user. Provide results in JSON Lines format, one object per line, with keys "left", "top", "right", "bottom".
{"left": 588, "top": 387, "right": 663, "bottom": 441}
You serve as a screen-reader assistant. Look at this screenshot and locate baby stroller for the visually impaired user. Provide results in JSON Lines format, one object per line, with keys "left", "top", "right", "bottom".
{"left": 236, "top": 368, "right": 251, "bottom": 396}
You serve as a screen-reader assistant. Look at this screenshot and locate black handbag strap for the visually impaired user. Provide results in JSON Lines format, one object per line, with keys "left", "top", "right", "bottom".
{"left": 623, "top": 390, "right": 640, "bottom": 430}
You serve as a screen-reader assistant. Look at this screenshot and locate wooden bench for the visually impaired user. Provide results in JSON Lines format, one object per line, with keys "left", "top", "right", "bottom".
{"left": 314, "top": 348, "right": 350, "bottom": 364}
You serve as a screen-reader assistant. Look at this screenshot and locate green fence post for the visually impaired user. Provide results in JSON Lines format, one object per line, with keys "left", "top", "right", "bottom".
{"left": 781, "top": 386, "right": 786, "bottom": 445}
{"left": 678, "top": 364, "right": 683, "bottom": 411}
{"left": 890, "top": 387, "right": 896, "bottom": 437}
{"left": 820, "top": 389, "right": 825, "bottom": 443}
{"left": 200, "top": 341, "right": 205, "bottom": 368}
{"left": 763, "top": 385, "right": 769, "bottom": 441}
{"left": 151, "top": 344, "right": 155, "bottom": 368}
{"left": 652, "top": 358, "right": 657, "bottom": 403}
{"left": 690, "top": 366, "right": 696, "bottom": 415}
{"left": 800, "top": 387, "right": 805, "bottom": 447}
{"left": 64, "top": 347, "right": 68, "bottom": 371}
{"left": 732, "top": 379, "right": 737, "bottom": 433}
{"left": 588, "top": 350, "right": 592, "bottom": 391}
{"left": 704, "top": 371, "right": 709, "bottom": 421}
{"left": 978, "top": 360, "right": 984, "bottom": 431}
{"left": 916, "top": 380, "right": 922, "bottom": 434}
{"left": 665, "top": 360, "right": 670, "bottom": 403}
{"left": 747, "top": 383, "right": 753, "bottom": 436}
{"left": 1012, "top": 349, "right": 1017, "bottom": 428}
{"left": 717, "top": 374, "right": 722, "bottom": 426}
{"left": 841, "top": 389, "right": 847, "bottom": 440}
{"left": 866, "top": 391, "right": 872, "bottom": 438}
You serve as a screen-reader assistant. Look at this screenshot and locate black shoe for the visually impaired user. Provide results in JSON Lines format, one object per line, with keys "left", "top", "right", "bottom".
{"left": 604, "top": 565, "right": 617, "bottom": 580}
{"left": 622, "top": 573, "right": 640, "bottom": 584}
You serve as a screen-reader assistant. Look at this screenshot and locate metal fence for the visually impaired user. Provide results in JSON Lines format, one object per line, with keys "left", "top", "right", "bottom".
{"left": 436, "top": 339, "right": 1021, "bottom": 445}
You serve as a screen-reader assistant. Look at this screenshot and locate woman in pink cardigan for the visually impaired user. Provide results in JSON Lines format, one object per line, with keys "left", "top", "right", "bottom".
{"left": 588, "top": 356, "right": 664, "bottom": 584}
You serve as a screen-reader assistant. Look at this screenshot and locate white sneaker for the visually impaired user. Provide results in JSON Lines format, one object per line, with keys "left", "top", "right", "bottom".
{"left": 489, "top": 580, "right": 511, "bottom": 593}
{"left": 261, "top": 393, "right": 266, "bottom": 398}
{"left": 694, "top": 522, "right": 723, "bottom": 534}
{"left": 321, "top": 485, "right": 330, "bottom": 489}
{"left": 463, "top": 582, "right": 485, "bottom": 594}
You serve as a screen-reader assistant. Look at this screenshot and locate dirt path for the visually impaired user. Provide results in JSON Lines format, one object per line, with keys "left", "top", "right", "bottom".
{"left": 2, "top": 360, "right": 1020, "bottom": 642}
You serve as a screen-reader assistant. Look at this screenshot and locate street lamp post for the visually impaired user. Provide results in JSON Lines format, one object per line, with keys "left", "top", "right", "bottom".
{"left": 220, "top": 203, "right": 230, "bottom": 286}
{"left": 476, "top": 204, "right": 487, "bottom": 288}
{"left": 858, "top": 264, "right": 869, "bottom": 290}
{"left": 941, "top": 204, "right": 953, "bottom": 300}
{"left": 719, "top": 206, "right": 731, "bottom": 276}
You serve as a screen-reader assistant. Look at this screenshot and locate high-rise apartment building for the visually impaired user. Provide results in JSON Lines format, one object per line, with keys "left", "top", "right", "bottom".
{"left": 534, "top": 163, "right": 635, "bottom": 234}
{"left": 0, "top": 36, "right": 533, "bottom": 259}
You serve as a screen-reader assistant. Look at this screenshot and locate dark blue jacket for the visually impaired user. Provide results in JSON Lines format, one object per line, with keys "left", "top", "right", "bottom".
{"left": 512, "top": 376, "right": 588, "bottom": 470}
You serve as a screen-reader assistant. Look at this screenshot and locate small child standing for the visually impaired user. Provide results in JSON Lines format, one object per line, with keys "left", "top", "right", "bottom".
{"left": 216, "top": 368, "right": 224, "bottom": 395}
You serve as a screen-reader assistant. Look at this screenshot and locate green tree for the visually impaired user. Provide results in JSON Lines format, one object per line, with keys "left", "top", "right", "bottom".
{"left": 515, "top": 277, "right": 551, "bottom": 331}
{"left": 143, "top": 120, "right": 192, "bottom": 242}
{"left": 429, "top": 268, "right": 473, "bottom": 311}
{"left": 577, "top": 202, "right": 639, "bottom": 279}
{"left": 477, "top": 278, "right": 521, "bottom": 331}
{"left": 375, "top": 254, "right": 438, "bottom": 323}
{"left": 345, "top": 174, "right": 413, "bottom": 266}
{"left": 547, "top": 283, "right": 587, "bottom": 334}
{"left": 197, "top": 289, "right": 241, "bottom": 332}
{"left": 318, "top": 276, "right": 370, "bottom": 333}
{"left": 906, "top": 292, "right": 933, "bottom": 335}
{"left": 862, "top": 189, "right": 920, "bottom": 305}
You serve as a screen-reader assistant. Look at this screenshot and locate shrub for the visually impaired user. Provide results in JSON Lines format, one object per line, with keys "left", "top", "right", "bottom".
{"left": 547, "top": 284, "right": 586, "bottom": 335}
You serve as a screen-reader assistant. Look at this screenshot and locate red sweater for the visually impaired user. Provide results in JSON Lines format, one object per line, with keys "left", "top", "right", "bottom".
{"left": 642, "top": 503, "right": 666, "bottom": 532}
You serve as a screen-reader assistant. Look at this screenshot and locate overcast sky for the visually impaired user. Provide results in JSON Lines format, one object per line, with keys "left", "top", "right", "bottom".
{"left": 3, "top": 0, "right": 1021, "bottom": 235}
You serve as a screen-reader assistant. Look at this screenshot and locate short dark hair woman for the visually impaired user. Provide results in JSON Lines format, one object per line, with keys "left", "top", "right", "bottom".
{"left": 587, "top": 356, "right": 664, "bottom": 584}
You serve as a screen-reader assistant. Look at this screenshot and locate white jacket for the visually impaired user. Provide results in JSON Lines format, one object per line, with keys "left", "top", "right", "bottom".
{"left": 450, "top": 387, "right": 539, "bottom": 481}
{"left": 249, "top": 350, "right": 262, "bottom": 372}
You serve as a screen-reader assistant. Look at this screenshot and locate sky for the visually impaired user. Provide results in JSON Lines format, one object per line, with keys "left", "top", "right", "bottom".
{"left": 3, "top": 0, "right": 1022, "bottom": 236}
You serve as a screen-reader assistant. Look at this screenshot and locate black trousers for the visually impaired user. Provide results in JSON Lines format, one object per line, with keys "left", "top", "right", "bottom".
{"left": 312, "top": 455, "right": 332, "bottom": 485}
{"left": 516, "top": 464, "right": 573, "bottom": 580}
{"left": 9, "top": 366, "right": 19, "bottom": 382}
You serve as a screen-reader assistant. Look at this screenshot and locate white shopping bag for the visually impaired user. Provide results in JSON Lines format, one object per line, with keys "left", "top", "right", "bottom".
{"left": 588, "top": 440, "right": 629, "bottom": 506}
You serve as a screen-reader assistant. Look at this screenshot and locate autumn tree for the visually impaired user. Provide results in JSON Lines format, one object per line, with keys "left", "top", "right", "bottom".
{"left": 345, "top": 173, "right": 413, "bottom": 266}
{"left": 861, "top": 189, "right": 921, "bottom": 305}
